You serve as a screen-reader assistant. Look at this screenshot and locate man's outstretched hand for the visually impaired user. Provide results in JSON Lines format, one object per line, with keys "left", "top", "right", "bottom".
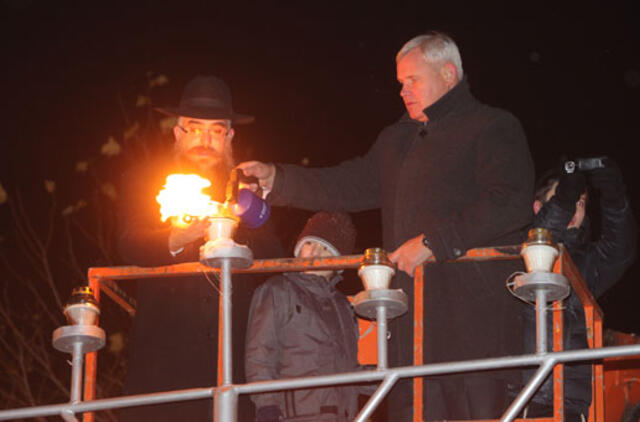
{"left": 236, "top": 161, "right": 276, "bottom": 194}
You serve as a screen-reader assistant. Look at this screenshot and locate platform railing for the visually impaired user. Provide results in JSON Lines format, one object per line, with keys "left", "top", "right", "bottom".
{"left": 0, "top": 246, "right": 623, "bottom": 422}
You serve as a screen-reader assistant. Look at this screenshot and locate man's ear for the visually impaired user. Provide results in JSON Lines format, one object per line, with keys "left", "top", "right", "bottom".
{"left": 440, "top": 62, "right": 458, "bottom": 86}
{"left": 173, "top": 125, "right": 182, "bottom": 140}
{"left": 533, "top": 200, "right": 543, "bottom": 215}
{"left": 226, "top": 127, "right": 235, "bottom": 142}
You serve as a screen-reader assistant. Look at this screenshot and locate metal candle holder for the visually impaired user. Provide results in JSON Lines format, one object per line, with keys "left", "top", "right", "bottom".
{"left": 353, "top": 248, "right": 408, "bottom": 369}
{"left": 199, "top": 215, "right": 254, "bottom": 392}
{"left": 513, "top": 228, "right": 570, "bottom": 353}
{"left": 52, "top": 287, "right": 106, "bottom": 421}
{"left": 200, "top": 216, "right": 253, "bottom": 269}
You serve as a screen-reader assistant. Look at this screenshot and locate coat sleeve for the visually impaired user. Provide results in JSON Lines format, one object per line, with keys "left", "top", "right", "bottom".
{"left": 245, "top": 279, "right": 288, "bottom": 410}
{"left": 587, "top": 198, "right": 637, "bottom": 298}
{"left": 267, "top": 137, "right": 383, "bottom": 212}
{"left": 424, "top": 113, "right": 534, "bottom": 260}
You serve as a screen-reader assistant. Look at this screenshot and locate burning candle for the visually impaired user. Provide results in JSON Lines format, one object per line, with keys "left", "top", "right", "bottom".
{"left": 156, "top": 174, "right": 232, "bottom": 227}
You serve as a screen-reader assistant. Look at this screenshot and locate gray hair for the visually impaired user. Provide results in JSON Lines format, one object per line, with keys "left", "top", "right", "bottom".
{"left": 396, "top": 32, "right": 464, "bottom": 80}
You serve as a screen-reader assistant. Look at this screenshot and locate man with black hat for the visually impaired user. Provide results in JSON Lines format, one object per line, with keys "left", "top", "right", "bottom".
{"left": 245, "top": 212, "right": 361, "bottom": 422}
{"left": 118, "top": 75, "right": 281, "bottom": 421}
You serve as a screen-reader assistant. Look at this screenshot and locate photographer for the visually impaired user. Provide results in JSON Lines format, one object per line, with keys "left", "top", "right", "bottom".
{"left": 523, "top": 157, "right": 637, "bottom": 420}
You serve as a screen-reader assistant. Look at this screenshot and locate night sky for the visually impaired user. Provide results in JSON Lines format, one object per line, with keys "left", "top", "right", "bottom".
{"left": 2, "top": 1, "right": 639, "bottom": 331}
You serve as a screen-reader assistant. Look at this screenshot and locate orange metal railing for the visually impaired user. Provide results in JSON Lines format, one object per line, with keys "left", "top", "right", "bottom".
{"left": 84, "top": 245, "right": 603, "bottom": 422}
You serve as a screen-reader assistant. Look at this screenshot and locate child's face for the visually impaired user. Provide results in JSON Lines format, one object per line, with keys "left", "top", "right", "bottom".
{"left": 298, "top": 240, "right": 335, "bottom": 279}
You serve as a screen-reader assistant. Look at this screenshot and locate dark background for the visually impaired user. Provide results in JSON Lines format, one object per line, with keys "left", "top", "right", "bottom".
{"left": 1, "top": 1, "right": 638, "bottom": 332}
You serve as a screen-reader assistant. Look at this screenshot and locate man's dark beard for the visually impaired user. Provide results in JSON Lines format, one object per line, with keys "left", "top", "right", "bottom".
{"left": 174, "top": 154, "right": 232, "bottom": 203}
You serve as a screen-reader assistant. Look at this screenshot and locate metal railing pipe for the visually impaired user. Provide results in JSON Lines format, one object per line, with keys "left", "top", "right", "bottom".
{"left": 221, "top": 258, "right": 233, "bottom": 386}
{"left": 214, "top": 386, "right": 238, "bottom": 422}
{"left": 60, "top": 409, "right": 79, "bottom": 422}
{"left": 536, "top": 289, "right": 548, "bottom": 354}
{"left": 376, "top": 305, "right": 388, "bottom": 369}
{"left": 2, "top": 345, "right": 640, "bottom": 421}
{"left": 0, "top": 388, "right": 216, "bottom": 421}
{"left": 237, "top": 344, "right": 640, "bottom": 396}
{"left": 500, "top": 358, "right": 556, "bottom": 422}
{"left": 354, "top": 373, "right": 399, "bottom": 422}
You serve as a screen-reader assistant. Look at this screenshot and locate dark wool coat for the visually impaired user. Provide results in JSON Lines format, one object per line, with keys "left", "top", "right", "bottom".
{"left": 117, "top": 156, "right": 282, "bottom": 422}
{"left": 525, "top": 194, "right": 637, "bottom": 415}
{"left": 268, "top": 78, "right": 534, "bottom": 419}
{"left": 245, "top": 272, "right": 360, "bottom": 422}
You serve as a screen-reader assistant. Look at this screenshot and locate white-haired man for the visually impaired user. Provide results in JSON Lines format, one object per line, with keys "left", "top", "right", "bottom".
{"left": 239, "top": 32, "right": 533, "bottom": 420}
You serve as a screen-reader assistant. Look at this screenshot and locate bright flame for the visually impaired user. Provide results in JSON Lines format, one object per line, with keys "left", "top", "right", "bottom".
{"left": 156, "top": 174, "right": 223, "bottom": 226}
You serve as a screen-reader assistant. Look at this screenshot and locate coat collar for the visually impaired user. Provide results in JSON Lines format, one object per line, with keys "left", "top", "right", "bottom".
{"left": 422, "top": 76, "right": 474, "bottom": 123}
{"left": 285, "top": 272, "right": 342, "bottom": 297}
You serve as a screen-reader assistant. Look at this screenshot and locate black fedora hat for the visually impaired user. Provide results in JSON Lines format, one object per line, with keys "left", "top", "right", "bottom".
{"left": 156, "top": 75, "right": 254, "bottom": 124}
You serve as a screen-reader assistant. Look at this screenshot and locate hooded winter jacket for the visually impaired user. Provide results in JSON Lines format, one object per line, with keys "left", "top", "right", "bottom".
{"left": 245, "top": 272, "right": 360, "bottom": 422}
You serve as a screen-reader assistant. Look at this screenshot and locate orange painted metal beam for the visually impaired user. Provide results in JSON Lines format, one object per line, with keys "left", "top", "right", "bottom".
{"left": 85, "top": 246, "right": 523, "bottom": 286}
{"left": 83, "top": 273, "right": 101, "bottom": 422}
{"left": 86, "top": 255, "right": 364, "bottom": 282}
{"left": 560, "top": 250, "right": 604, "bottom": 422}
{"left": 552, "top": 251, "right": 565, "bottom": 422}
{"left": 593, "top": 317, "right": 604, "bottom": 422}
{"left": 413, "top": 265, "right": 424, "bottom": 422}
{"left": 101, "top": 279, "right": 136, "bottom": 316}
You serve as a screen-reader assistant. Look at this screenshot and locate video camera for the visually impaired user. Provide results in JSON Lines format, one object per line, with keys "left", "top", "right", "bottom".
{"left": 563, "top": 156, "right": 607, "bottom": 174}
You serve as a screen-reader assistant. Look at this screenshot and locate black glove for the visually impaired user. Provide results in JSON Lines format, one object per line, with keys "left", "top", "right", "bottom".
{"left": 554, "top": 170, "right": 586, "bottom": 213}
{"left": 586, "top": 157, "right": 626, "bottom": 209}
{"left": 256, "top": 405, "right": 282, "bottom": 422}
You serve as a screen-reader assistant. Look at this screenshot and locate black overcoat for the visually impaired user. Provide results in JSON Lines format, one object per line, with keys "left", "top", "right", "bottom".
{"left": 117, "top": 156, "right": 282, "bottom": 422}
{"left": 268, "top": 79, "right": 534, "bottom": 419}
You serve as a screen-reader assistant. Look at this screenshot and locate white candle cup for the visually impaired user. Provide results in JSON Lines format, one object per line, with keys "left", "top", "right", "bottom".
{"left": 358, "top": 264, "right": 395, "bottom": 290}
{"left": 521, "top": 244, "right": 559, "bottom": 273}
{"left": 206, "top": 217, "right": 238, "bottom": 241}
{"left": 64, "top": 303, "right": 100, "bottom": 326}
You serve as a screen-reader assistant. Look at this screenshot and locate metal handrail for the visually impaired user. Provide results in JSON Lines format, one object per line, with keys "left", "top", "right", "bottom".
{"left": 2, "top": 345, "right": 639, "bottom": 421}
{"left": 0, "top": 245, "right": 619, "bottom": 422}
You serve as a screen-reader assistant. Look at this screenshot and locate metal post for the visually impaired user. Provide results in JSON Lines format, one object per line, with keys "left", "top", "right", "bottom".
{"left": 62, "top": 341, "right": 85, "bottom": 422}
{"left": 536, "top": 288, "right": 548, "bottom": 354}
{"left": 221, "top": 258, "right": 233, "bottom": 386}
{"left": 60, "top": 409, "right": 79, "bottom": 422}
{"left": 214, "top": 386, "right": 237, "bottom": 422}
{"left": 501, "top": 358, "right": 557, "bottom": 422}
{"left": 354, "top": 373, "right": 398, "bottom": 422}
{"left": 71, "top": 342, "right": 84, "bottom": 404}
{"left": 376, "top": 305, "right": 388, "bottom": 370}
